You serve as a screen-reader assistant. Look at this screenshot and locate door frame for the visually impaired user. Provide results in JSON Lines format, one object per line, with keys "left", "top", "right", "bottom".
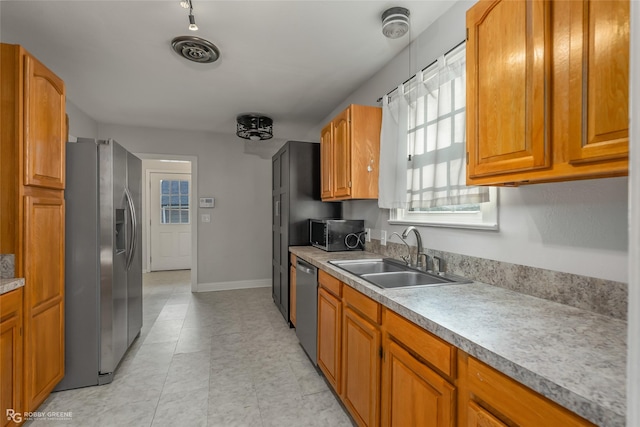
{"left": 134, "top": 153, "right": 198, "bottom": 292}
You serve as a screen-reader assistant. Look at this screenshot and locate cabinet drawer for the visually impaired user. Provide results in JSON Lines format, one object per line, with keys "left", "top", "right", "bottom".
{"left": 342, "top": 285, "right": 380, "bottom": 324}
{"left": 466, "top": 356, "right": 595, "bottom": 426}
{"left": 318, "top": 270, "right": 341, "bottom": 297}
{"left": 383, "top": 308, "right": 455, "bottom": 378}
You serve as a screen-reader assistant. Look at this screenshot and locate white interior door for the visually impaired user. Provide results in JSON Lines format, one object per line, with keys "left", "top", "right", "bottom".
{"left": 150, "top": 172, "right": 192, "bottom": 271}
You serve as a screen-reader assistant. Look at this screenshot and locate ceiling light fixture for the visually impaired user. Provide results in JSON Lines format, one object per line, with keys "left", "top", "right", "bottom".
{"left": 236, "top": 114, "right": 273, "bottom": 141}
{"left": 180, "top": 0, "right": 198, "bottom": 31}
{"left": 188, "top": 14, "right": 198, "bottom": 31}
{"left": 381, "top": 7, "right": 410, "bottom": 39}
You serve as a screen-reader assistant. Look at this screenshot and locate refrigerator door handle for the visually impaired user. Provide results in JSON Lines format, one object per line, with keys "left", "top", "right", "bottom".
{"left": 124, "top": 187, "right": 137, "bottom": 270}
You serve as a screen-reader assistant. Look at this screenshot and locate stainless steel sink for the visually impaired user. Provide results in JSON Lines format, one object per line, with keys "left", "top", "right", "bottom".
{"left": 360, "top": 271, "right": 451, "bottom": 288}
{"left": 329, "top": 258, "right": 471, "bottom": 289}
{"left": 327, "top": 259, "right": 405, "bottom": 275}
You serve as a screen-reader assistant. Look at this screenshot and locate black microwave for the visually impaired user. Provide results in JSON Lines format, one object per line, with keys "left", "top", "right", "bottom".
{"left": 309, "top": 219, "right": 365, "bottom": 252}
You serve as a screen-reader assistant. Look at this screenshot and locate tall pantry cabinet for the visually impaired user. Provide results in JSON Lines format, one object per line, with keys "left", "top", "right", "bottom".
{"left": 1, "top": 44, "right": 66, "bottom": 413}
{"left": 272, "top": 141, "right": 340, "bottom": 324}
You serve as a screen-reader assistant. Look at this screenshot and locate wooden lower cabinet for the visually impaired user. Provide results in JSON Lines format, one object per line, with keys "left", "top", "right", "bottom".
{"left": 317, "top": 287, "right": 341, "bottom": 393}
{"left": 23, "top": 195, "right": 65, "bottom": 411}
{"left": 381, "top": 340, "right": 455, "bottom": 427}
{"left": 342, "top": 305, "right": 381, "bottom": 427}
{"left": 313, "top": 269, "right": 595, "bottom": 427}
{"left": 0, "top": 288, "right": 23, "bottom": 427}
{"left": 457, "top": 353, "right": 596, "bottom": 427}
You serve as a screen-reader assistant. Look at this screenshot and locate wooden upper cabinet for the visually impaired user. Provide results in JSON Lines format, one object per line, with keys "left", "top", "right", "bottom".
{"left": 333, "top": 108, "right": 352, "bottom": 199}
{"left": 567, "top": 0, "right": 629, "bottom": 165}
{"left": 320, "top": 122, "right": 334, "bottom": 199}
{"left": 466, "top": 0, "right": 551, "bottom": 179}
{"left": 466, "top": 0, "right": 629, "bottom": 186}
{"left": 24, "top": 53, "right": 66, "bottom": 190}
{"left": 320, "top": 104, "right": 381, "bottom": 201}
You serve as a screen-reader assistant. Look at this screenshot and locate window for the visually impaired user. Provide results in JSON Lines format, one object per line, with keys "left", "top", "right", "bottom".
{"left": 160, "top": 179, "right": 190, "bottom": 224}
{"left": 379, "top": 42, "right": 498, "bottom": 229}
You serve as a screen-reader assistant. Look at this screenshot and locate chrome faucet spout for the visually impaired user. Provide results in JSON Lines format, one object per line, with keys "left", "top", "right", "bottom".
{"left": 401, "top": 226, "right": 426, "bottom": 269}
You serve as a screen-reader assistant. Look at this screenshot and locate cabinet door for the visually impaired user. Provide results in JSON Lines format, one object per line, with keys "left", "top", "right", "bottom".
{"left": 24, "top": 54, "right": 66, "bottom": 190}
{"left": 467, "top": 401, "right": 508, "bottom": 427}
{"left": 567, "top": 0, "right": 629, "bottom": 164}
{"left": 467, "top": 0, "right": 550, "bottom": 179}
{"left": 22, "top": 196, "right": 65, "bottom": 411}
{"left": 342, "top": 306, "right": 380, "bottom": 427}
{"left": 320, "top": 123, "right": 334, "bottom": 200}
{"left": 318, "top": 287, "right": 341, "bottom": 393}
{"left": 0, "top": 288, "right": 23, "bottom": 427}
{"left": 381, "top": 341, "right": 455, "bottom": 427}
{"left": 333, "top": 108, "right": 352, "bottom": 199}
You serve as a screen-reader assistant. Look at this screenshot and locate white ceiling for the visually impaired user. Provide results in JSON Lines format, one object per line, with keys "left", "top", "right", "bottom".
{"left": 0, "top": 1, "right": 455, "bottom": 141}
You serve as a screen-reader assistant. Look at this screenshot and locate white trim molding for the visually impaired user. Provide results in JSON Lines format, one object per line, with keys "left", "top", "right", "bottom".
{"left": 196, "top": 279, "right": 271, "bottom": 293}
{"left": 628, "top": 1, "right": 639, "bottom": 426}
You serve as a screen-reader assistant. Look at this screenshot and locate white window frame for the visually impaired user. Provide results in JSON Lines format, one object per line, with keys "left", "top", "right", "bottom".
{"left": 386, "top": 43, "right": 498, "bottom": 231}
{"left": 389, "top": 187, "right": 498, "bottom": 230}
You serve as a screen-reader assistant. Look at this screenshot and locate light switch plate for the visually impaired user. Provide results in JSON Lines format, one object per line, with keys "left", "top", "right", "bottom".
{"left": 381, "top": 230, "right": 387, "bottom": 246}
{"left": 365, "top": 228, "right": 371, "bottom": 242}
{"left": 201, "top": 214, "right": 211, "bottom": 223}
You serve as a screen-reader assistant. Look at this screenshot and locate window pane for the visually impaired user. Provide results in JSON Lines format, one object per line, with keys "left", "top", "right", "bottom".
{"left": 179, "top": 180, "right": 189, "bottom": 194}
{"left": 171, "top": 195, "right": 180, "bottom": 206}
{"left": 161, "top": 180, "right": 169, "bottom": 195}
{"left": 181, "top": 210, "right": 190, "bottom": 224}
{"left": 170, "top": 181, "right": 179, "bottom": 194}
{"left": 180, "top": 195, "right": 189, "bottom": 206}
{"left": 161, "top": 195, "right": 169, "bottom": 207}
{"left": 169, "top": 210, "right": 181, "bottom": 223}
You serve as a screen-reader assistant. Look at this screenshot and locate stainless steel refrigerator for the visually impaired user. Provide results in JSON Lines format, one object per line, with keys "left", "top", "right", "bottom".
{"left": 55, "top": 138, "right": 142, "bottom": 390}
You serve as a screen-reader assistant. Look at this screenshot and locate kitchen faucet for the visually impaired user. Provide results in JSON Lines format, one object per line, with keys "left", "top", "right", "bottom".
{"left": 389, "top": 232, "right": 412, "bottom": 265}
{"left": 401, "top": 226, "right": 428, "bottom": 270}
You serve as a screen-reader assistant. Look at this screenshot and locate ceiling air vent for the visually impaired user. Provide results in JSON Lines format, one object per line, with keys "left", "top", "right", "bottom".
{"left": 171, "top": 35, "right": 220, "bottom": 63}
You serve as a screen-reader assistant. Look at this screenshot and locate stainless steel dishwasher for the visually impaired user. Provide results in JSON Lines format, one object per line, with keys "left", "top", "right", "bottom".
{"left": 295, "top": 258, "right": 318, "bottom": 365}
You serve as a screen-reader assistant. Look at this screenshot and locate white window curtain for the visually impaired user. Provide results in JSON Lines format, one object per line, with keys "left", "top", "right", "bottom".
{"left": 378, "top": 44, "right": 489, "bottom": 210}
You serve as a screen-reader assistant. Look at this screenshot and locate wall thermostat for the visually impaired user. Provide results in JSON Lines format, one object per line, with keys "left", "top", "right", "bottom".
{"left": 199, "top": 197, "right": 215, "bottom": 208}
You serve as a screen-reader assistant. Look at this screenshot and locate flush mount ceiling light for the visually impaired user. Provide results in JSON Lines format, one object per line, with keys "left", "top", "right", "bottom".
{"left": 381, "top": 7, "right": 410, "bottom": 39}
{"left": 236, "top": 114, "right": 273, "bottom": 141}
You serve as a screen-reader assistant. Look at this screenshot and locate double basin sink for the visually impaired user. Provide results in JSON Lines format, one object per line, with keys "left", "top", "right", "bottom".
{"left": 328, "top": 258, "right": 471, "bottom": 290}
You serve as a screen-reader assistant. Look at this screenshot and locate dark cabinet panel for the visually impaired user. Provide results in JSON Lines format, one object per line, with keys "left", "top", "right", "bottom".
{"left": 271, "top": 141, "right": 341, "bottom": 324}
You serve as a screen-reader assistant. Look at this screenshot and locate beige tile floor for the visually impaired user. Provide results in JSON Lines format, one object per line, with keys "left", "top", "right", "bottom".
{"left": 27, "top": 270, "right": 352, "bottom": 427}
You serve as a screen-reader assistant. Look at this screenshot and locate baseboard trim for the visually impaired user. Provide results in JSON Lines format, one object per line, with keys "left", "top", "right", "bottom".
{"left": 196, "top": 278, "right": 271, "bottom": 292}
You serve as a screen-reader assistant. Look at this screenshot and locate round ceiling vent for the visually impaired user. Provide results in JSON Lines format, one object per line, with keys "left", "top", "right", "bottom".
{"left": 381, "top": 7, "right": 410, "bottom": 39}
{"left": 171, "top": 35, "right": 220, "bottom": 63}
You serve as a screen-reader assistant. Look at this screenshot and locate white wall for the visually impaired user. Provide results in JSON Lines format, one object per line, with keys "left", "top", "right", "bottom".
{"left": 313, "top": 0, "right": 629, "bottom": 283}
{"left": 66, "top": 99, "right": 98, "bottom": 140}
{"left": 98, "top": 123, "right": 272, "bottom": 288}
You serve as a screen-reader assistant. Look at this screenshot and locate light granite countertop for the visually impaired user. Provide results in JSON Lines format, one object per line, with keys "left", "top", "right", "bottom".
{"left": 0, "top": 278, "right": 25, "bottom": 295}
{"left": 290, "top": 246, "right": 627, "bottom": 427}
